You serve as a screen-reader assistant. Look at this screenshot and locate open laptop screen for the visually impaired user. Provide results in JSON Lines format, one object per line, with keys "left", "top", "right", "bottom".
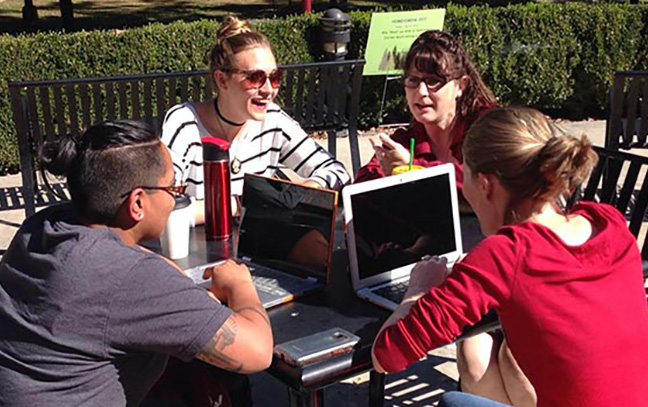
{"left": 238, "top": 174, "right": 337, "bottom": 280}
{"left": 349, "top": 172, "right": 456, "bottom": 280}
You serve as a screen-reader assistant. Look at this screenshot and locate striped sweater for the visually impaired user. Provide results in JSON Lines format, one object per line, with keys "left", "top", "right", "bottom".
{"left": 161, "top": 102, "right": 350, "bottom": 199}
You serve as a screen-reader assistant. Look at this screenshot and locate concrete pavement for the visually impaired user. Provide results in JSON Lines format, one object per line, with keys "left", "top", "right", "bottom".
{"left": 0, "top": 119, "right": 607, "bottom": 406}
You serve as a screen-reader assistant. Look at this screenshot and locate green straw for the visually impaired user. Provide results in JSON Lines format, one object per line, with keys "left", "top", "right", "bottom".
{"left": 409, "top": 137, "right": 415, "bottom": 171}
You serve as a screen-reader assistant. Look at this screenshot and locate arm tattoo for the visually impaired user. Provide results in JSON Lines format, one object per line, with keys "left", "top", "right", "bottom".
{"left": 233, "top": 305, "right": 270, "bottom": 326}
{"left": 197, "top": 315, "right": 243, "bottom": 372}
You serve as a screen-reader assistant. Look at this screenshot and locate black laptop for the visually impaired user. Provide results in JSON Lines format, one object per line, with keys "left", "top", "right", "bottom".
{"left": 184, "top": 174, "right": 338, "bottom": 308}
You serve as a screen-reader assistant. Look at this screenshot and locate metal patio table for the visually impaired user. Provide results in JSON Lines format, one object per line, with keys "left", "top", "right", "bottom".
{"left": 160, "top": 212, "right": 486, "bottom": 407}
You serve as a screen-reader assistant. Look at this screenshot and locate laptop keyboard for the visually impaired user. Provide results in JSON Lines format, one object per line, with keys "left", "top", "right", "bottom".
{"left": 241, "top": 260, "right": 317, "bottom": 297}
{"left": 183, "top": 259, "right": 319, "bottom": 302}
{"left": 373, "top": 280, "right": 409, "bottom": 305}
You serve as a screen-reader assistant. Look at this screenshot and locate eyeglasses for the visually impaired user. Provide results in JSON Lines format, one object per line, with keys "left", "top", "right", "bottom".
{"left": 225, "top": 68, "right": 282, "bottom": 89}
{"left": 402, "top": 75, "right": 447, "bottom": 92}
{"left": 121, "top": 184, "right": 187, "bottom": 199}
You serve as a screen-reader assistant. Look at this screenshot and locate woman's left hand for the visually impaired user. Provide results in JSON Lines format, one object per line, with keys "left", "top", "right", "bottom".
{"left": 405, "top": 255, "right": 450, "bottom": 299}
{"left": 372, "top": 254, "right": 450, "bottom": 373}
{"left": 370, "top": 134, "right": 411, "bottom": 175}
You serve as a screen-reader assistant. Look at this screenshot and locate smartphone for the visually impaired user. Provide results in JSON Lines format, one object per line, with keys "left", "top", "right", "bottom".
{"left": 274, "top": 328, "right": 360, "bottom": 367}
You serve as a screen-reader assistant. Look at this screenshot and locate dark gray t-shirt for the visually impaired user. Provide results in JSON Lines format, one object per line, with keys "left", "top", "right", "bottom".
{"left": 0, "top": 204, "right": 232, "bottom": 406}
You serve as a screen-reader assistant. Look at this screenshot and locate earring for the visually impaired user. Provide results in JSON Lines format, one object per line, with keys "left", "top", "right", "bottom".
{"left": 138, "top": 213, "right": 144, "bottom": 220}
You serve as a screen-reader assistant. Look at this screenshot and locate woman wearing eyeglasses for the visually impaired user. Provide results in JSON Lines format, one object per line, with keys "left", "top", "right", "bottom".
{"left": 162, "top": 15, "right": 350, "bottom": 223}
{"left": 354, "top": 30, "right": 498, "bottom": 187}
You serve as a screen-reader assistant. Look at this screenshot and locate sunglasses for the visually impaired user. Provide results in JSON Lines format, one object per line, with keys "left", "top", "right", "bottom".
{"left": 121, "top": 184, "right": 187, "bottom": 199}
{"left": 402, "top": 74, "right": 447, "bottom": 92}
{"left": 226, "top": 68, "right": 282, "bottom": 89}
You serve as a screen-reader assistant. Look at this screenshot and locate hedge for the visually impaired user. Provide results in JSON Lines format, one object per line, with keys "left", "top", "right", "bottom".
{"left": 0, "top": 3, "right": 647, "bottom": 174}
{"left": 355, "top": 3, "right": 648, "bottom": 124}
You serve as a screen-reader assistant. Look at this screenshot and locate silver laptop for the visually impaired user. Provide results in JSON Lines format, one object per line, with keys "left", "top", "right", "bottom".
{"left": 342, "top": 164, "right": 463, "bottom": 311}
{"left": 184, "top": 174, "right": 338, "bottom": 309}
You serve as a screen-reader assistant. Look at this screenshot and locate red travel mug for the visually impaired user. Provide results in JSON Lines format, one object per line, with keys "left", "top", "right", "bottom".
{"left": 202, "top": 137, "right": 232, "bottom": 242}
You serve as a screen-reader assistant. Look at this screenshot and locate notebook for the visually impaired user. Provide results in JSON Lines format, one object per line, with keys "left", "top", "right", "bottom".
{"left": 342, "top": 164, "right": 463, "bottom": 311}
{"left": 184, "top": 173, "right": 338, "bottom": 309}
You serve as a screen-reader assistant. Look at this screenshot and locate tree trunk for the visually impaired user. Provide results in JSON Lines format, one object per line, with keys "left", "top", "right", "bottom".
{"left": 59, "top": 0, "right": 74, "bottom": 30}
{"left": 22, "top": 0, "right": 38, "bottom": 28}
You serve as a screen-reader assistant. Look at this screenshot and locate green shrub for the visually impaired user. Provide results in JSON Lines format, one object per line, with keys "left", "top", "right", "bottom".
{"left": 488, "top": 4, "right": 580, "bottom": 108}
{"left": 0, "top": 17, "right": 315, "bottom": 174}
{"left": 566, "top": 3, "right": 644, "bottom": 115}
{"left": 1, "top": 4, "right": 648, "bottom": 174}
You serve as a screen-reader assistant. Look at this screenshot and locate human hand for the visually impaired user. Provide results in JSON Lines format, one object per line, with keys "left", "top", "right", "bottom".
{"left": 204, "top": 260, "right": 254, "bottom": 302}
{"left": 404, "top": 255, "right": 450, "bottom": 299}
{"left": 369, "top": 134, "right": 410, "bottom": 175}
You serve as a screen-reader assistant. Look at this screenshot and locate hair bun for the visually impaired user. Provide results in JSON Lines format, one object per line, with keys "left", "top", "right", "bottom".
{"left": 217, "top": 15, "right": 252, "bottom": 41}
{"left": 39, "top": 134, "right": 79, "bottom": 177}
{"left": 536, "top": 134, "right": 597, "bottom": 199}
{"left": 208, "top": 15, "right": 270, "bottom": 73}
{"left": 464, "top": 107, "right": 598, "bottom": 211}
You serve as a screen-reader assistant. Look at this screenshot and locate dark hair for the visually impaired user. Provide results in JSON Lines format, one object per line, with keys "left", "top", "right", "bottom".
{"left": 463, "top": 107, "right": 598, "bottom": 217}
{"left": 404, "top": 30, "right": 499, "bottom": 123}
{"left": 39, "top": 120, "right": 167, "bottom": 224}
{"left": 209, "top": 15, "right": 272, "bottom": 74}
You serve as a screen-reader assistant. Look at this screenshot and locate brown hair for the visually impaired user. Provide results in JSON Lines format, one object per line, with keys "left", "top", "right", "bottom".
{"left": 463, "top": 107, "right": 598, "bottom": 215}
{"left": 209, "top": 15, "right": 271, "bottom": 73}
{"left": 403, "top": 30, "right": 499, "bottom": 123}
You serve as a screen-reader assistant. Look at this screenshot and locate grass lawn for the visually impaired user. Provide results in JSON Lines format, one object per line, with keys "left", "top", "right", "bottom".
{"left": 0, "top": 0, "right": 430, "bottom": 34}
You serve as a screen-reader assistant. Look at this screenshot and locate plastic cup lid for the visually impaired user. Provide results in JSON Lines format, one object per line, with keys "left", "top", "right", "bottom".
{"left": 203, "top": 138, "right": 230, "bottom": 162}
{"left": 174, "top": 194, "right": 191, "bottom": 210}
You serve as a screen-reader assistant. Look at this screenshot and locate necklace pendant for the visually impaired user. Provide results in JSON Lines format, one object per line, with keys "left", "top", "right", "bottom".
{"left": 231, "top": 158, "right": 241, "bottom": 174}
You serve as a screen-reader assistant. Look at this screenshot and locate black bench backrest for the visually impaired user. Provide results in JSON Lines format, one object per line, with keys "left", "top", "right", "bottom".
{"left": 605, "top": 71, "right": 648, "bottom": 150}
{"left": 8, "top": 59, "right": 365, "bottom": 216}
{"left": 570, "top": 145, "right": 648, "bottom": 263}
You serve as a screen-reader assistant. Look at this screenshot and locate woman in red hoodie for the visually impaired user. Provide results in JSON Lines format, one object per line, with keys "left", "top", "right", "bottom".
{"left": 354, "top": 30, "right": 498, "bottom": 192}
{"left": 372, "top": 107, "right": 648, "bottom": 407}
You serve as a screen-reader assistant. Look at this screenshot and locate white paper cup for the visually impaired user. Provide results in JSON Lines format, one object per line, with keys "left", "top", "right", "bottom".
{"left": 188, "top": 197, "right": 196, "bottom": 228}
{"left": 161, "top": 195, "right": 192, "bottom": 259}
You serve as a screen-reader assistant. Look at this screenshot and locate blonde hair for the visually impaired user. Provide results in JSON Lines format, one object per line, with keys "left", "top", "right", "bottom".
{"left": 463, "top": 107, "right": 597, "bottom": 214}
{"left": 209, "top": 15, "right": 271, "bottom": 73}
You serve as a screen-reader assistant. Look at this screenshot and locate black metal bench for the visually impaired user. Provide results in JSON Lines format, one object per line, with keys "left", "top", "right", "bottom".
{"left": 573, "top": 146, "right": 648, "bottom": 277}
{"left": 605, "top": 71, "right": 648, "bottom": 150}
{"left": 8, "top": 59, "right": 365, "bottom": 217}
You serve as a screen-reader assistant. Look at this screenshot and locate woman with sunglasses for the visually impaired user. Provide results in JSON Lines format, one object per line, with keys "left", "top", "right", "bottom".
{"left": 162, "top": 15, "right": 350, "bottom": 222}
{"left": 354, "top": 30, "right": 498, "bottom": 189}
{"left": 372, "top": 107, "right": 648, "bottom": 407}
{"left": 0, "top": 120, "right": 273, "bottom": 406}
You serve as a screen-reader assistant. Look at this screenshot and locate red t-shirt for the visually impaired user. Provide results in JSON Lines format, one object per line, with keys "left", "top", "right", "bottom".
{"left": 354, "top": 121, "right": 466, "bottom": 187}
{"left": 373, "top": 202, "right": 648, "bottom": 407}
{"left": 354, "top": 104, "right": 494, "bottom": 187}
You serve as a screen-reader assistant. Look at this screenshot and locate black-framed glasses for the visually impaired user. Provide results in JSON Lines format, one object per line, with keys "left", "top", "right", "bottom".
{"left": 224, "top": 68, "right": 282, "bottom": 89}
{"left": 402, "top": 74, "right": 447, "bottom": 92}
{"left": 121, "top": 184, "right": 187, "bottom": 199}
